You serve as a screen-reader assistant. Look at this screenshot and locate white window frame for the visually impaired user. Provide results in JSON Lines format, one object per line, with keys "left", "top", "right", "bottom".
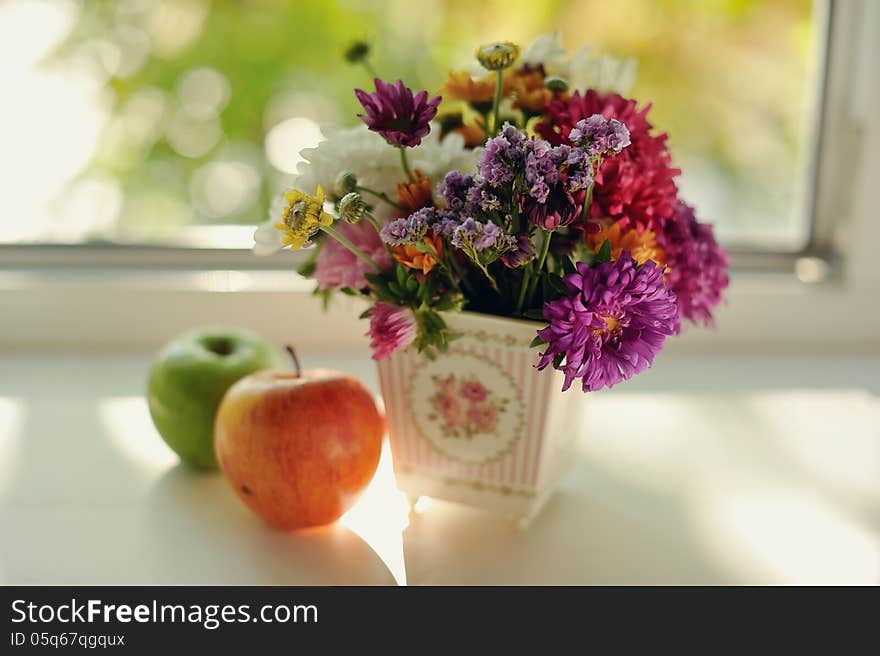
{"left": 0, "top": 0, "right": 877, "bottom": 352}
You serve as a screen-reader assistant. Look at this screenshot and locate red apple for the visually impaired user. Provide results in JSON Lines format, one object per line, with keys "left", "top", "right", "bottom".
{"left": 214, "top": 368, "right": 385, "bottom": 530}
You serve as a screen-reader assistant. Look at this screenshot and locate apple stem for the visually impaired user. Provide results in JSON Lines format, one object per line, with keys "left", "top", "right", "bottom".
{"left": 285, "top": 345, "right": 302, "bottom": 377}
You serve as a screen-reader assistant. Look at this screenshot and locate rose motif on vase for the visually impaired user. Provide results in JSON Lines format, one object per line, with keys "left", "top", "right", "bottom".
{"left": 407, "top": 350, "right": 525, "bottom": 465}
{"left": 428, "top": 374, "right": 505, "bottom": 438}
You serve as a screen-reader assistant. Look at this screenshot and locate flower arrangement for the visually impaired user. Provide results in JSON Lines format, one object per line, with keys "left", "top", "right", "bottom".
{"left": 256, "top": 34, "right": 729, "bottom": 394}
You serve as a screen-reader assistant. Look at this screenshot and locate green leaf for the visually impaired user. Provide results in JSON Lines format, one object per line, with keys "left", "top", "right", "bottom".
{"left": 388, "top": 281, "right": 406, "bottom": 297}
{"left": 358, "top": 308, "right": 372, "bottom": 319}
{"left": 395, "top": 264, "right": 408, "bottom": 287}
{"left": 545, "top": 272, "right": 570, "bottom": 296}
{"left": 339, "top": 286, "right": 357, "bottom": 296}
{"left": 560, "top": 255, "right": 576, "bottom": 275}
{"left": 297, "top": 258, "right": 316, "bottom": 278}
{"left": 530, "top": 335, "right": 547, "bottom": 348}
{"left": 405, "top": 276, "right": 419, "bottom": 293}
{"left": 595, "top": 239, "right": 612, "bottom": 264}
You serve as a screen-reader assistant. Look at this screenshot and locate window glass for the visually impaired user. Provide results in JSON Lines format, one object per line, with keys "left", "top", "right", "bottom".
{"left": 0, "top": 0, "right": 820, "bottom": 251}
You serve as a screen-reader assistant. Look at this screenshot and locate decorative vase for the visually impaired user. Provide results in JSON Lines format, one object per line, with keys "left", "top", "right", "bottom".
{"left": 376, "top": 311, "right": 585, "bottom": 527}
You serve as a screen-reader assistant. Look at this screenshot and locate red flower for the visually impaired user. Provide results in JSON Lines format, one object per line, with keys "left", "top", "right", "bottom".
{"left": 536, "top": 90, "right": 680, "bottom": 230}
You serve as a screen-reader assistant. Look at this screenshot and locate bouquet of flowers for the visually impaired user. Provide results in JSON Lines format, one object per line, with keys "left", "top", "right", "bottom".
{"left": 256, "top": 35, "right": 729, "bottom": 394}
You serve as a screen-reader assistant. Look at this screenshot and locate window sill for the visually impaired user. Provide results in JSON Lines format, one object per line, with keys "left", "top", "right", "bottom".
{"left": 1, "top": 266, "right": 875, "bottom": 353}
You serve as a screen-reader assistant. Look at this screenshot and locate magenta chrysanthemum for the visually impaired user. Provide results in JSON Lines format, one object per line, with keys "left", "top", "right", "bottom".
{"left": 368, "top": 302, "right": 417, "bottom": 360}
{"left": 355, "top": 78, "right": 441, "bottom": 148}
{"left": 658, "top": 202, "right": 729, "bottom": 331}
{"left": 536, "top": 255, "right": 678, "bottom": 392}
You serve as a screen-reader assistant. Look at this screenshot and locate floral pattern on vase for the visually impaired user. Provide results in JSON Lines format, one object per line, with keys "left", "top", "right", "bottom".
{"left": 407, "top": 349, "right": 525, "bottom": 465}
{"left": 427, "top": 374, "right": 508, "bottom": 439}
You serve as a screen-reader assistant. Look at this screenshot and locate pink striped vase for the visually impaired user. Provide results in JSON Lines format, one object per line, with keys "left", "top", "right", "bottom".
{"left": 376, "top": 311, "right": 584, "bottom": 526}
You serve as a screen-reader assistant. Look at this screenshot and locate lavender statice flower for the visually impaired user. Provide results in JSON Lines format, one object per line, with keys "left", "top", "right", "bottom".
{"left": 552, "top": 145, "right": 593, "bottom": 192}
{"left": 450, "top": 218, "right": 480, "bottom": 249}
{"left": 474, "top": 220, "right": 504, "bottom": 250}
{"left": 355, "top": 78, "right": 441, "bottom": 148}
{"left": 524, "top": 139, "right": 559, "bottom": 203}
{"left": 437, "top": 171, "right": 475, "bottom": 211}
{"left": 451, "top": 219, "right": 515, "bottom": 253}
{"left": 380, "top": 207, "right": 433, "bottom": 246}
{"left": 432, "top": 210, "right": 462, "bottom": 239}
{"left": 478, "top": 122, "right": 527, "bottom": 186}
{"left": 536, "top": 254, "right": 678, "bottom": 392}
{"left": 568, "top": 114, "right": 631, "bottom": 157}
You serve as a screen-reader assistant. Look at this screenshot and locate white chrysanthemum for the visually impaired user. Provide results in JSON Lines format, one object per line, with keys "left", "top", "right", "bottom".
{"left": 252, "top": 194, "right": 287, "bottom": 255}
{"left": 564, "top": 48, "right": 638, "bottom": 96}
{"left": 294, "top": 124, "right": 479, "bottom": 201}
{"left": 522, "top": 32, "right": 567, "bottom": 69}
{"left": 254, "top": 124, "right": 479, "bottom": 253}
{"left": 522, "top": 33, "right": 638, "bottom": 96}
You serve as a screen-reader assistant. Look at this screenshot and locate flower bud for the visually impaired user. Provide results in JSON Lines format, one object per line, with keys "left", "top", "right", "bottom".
{"left": 334, "top": 171, "right": 358, "bottom": 197}
{"left": 338, "top": 192, "right": 367, "bottom": 224}
{"left": 475, "top": 41, "right": 520, "bottom": 71}
{"left": 344, "top": 41, "right": 371, "bottom": 64}
{"left": 544, "top": 76, "right": 569, "bottom": 93}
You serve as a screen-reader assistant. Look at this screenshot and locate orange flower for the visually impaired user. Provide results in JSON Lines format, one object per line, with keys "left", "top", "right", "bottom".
{"left": 391, "top": 231, "right": 444, "bottom": 274}
{"left": 585, "top": 221, "right": 666, "bottom": 268}
{"left": 397, "top": 171, "right": 434, "bottom": 213}
{"left": 451, "top": 122, "right": 486, "bottom": 148}
{"left": 507, "top": 67, "right": 553, "bottom": 114}
{"left": 437, "top": 112, "right": 486, "bottom": 148}
{"left": 442, "top": 71, "right": 497, "bottom": 104}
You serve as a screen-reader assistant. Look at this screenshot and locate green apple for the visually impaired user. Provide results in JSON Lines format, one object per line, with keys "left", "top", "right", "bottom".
{"left": 147, "top": 328, "right": 285, "bottom": 469}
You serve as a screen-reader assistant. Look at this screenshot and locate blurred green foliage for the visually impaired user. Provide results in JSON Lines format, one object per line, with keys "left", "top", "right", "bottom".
{"left": 63, "top": 0, "right": 816, "bottom": 248}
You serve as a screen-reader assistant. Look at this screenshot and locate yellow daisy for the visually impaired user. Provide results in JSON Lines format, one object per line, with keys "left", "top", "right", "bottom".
{"left": 274, "top": 186, "right": 334, "bottom": 250}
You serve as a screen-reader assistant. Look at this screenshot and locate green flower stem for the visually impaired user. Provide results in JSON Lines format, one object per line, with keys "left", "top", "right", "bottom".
{"left": 320, "top": 224, "right": 381, "bottom": 271}
{"left": 398, "top": 146, "right": 415, "bottom": 182}
{"left": 526, "top": 230, "right": 552, "bottom": 305}
{"left": 479, "top": 263, "right": 500, "bottom": 292}
{"left": 580, "top": 182, "right": 594, "bottom": 222}
{"left": 447, "top": 252, "right": 476, "bottom": 296}
{"left": 361, "top": 60, "right": 379, "bottom": 79}
{"left": 491, "top": 69, "right": 504, "bottom": 134}
{"left": 356, "top": 185, "right": 402, "bottom": 211}
{"left": 515, "top": 267, "right": 531, "bottom": 315}
{"left": 361, "top": 210, "right": 383, "bottom": 233}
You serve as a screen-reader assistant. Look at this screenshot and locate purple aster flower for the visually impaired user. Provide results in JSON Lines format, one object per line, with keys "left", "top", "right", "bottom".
{"left": 380, "top": 207, "right": 433, "bottom": 246}
{"left": 500, "top": 233, "right": 534, "bottom": 268}
{"left": 569, "top": 114, "right": 631, "bottom": 157}
{"left": 355, "top": 78, "right": 441, "bottom": 148}
{"left": 657, "top": 202, "right": 729, "bottom": 332}
{"left": 536, "top": 255, "right": 678, "bottom": 392}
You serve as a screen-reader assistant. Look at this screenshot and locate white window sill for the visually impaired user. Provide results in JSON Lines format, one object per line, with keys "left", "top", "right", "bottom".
{"left": 0, "top": 267, "right": 877, "bottom": 353}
